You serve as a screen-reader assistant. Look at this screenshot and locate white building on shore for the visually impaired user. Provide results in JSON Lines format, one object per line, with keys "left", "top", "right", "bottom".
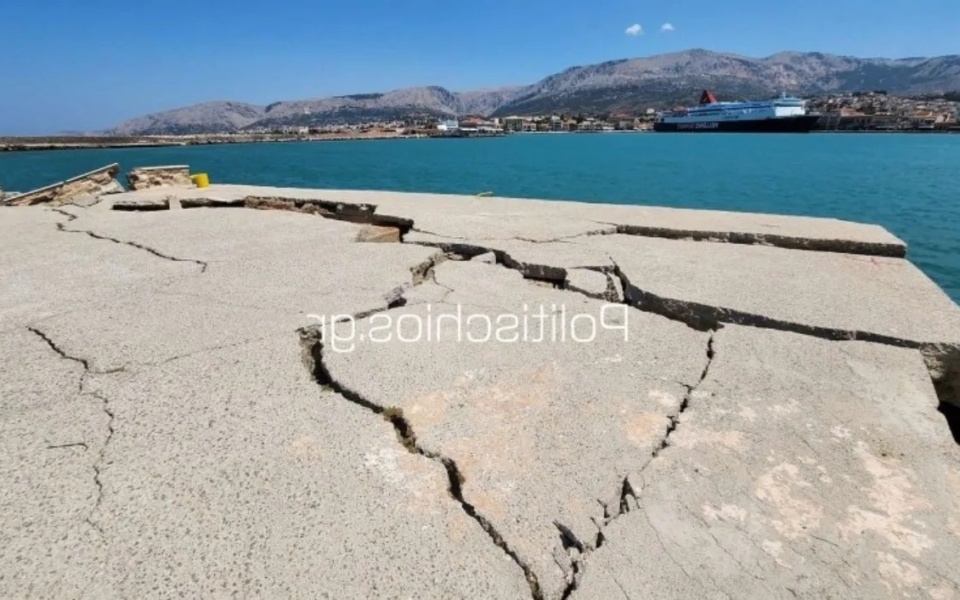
{"left": 436, "top": 119, "right": 460, "bottom": 133}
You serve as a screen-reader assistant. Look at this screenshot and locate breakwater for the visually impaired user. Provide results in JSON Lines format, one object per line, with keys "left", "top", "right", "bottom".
{"left": 3, "top": 171, "right": 959, "bottom": 598}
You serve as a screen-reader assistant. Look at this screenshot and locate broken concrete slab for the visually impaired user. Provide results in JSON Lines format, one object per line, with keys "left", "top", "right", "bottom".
{"left": 66, "top": 337, "right": 532, "bottom": 598}
{"left": 318, "top": 261, "right": 711, "bottom": 599}
{"left": 126, "top": 165, "right": 192, "bottom": 190}
{"left": 573, "top": 325, "right": 960, "bottom": 600}
{"left": 3, "top": 164, "right": 122, "bottom": 207}
{"left": 98, "top": 184, "right": 905, "bottom": 256}
{"left": 579, "top": 203, "right": 908, "bottom": 257}
{"left": 245, "top": 195, "right": 333, "bottom": 215}
{"left": 355, "top": 224, "right": 401, "bottom": 243}
{"left": 289, "top": 187, "right": 907, "bottom": 255}
{"left": 581, "top": 233, "right": 960, "bottom": 349}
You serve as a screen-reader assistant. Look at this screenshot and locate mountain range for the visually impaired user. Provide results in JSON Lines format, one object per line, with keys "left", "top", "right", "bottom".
{"left": 108, "top": 49, "right": 960, "bottom": 135}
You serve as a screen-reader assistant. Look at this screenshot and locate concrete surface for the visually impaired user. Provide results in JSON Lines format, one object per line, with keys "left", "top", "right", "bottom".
{"left": 573, "top": 326, "right": 960, "bottom": 599}
{"left": 81, "top": 337, "right": 532, "bottom": 598}
{"left": 1, "top": 182, "right": 958, "bottom": 599}
{"left": 319, "top": 261, "right": 711, "bottom": 599}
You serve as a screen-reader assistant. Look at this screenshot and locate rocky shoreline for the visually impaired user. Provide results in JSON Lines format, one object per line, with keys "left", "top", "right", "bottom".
{"left": 2, "top": 167, "right": 959, "bottom": 598}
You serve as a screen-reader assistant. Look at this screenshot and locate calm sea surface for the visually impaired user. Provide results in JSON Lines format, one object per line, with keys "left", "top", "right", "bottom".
{"left": 2, "top": 133, "right": 959, "bottom": 301}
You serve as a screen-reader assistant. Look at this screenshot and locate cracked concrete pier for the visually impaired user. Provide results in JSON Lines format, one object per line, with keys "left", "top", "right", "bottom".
{"left": 2, "top": 183, "right": 959, "bottom": 599}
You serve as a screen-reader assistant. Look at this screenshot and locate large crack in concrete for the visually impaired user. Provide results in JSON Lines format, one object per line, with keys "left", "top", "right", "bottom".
{"left": 27, "top": 327, "right": 116, "bottom": 538}
{"left": 606, "top": 261, "right": 960, "bottom": 430}
{"left": 292, "top": 243, "right": 719, "bottom": 598}
{"left": 409, "top": 251, "right": 447, "bottom": 286}
{"left": 376, "top": 232, "right": 960, "bottom": 585}
{"left": 297, "top": 326, "right": 544, "bottom": 600}
{"left": 558, "top": 333, "right": 717, "bottom": 599}
{"left": 211, "top": 195, "right": 415, "bottom": 238}
{"left": 390, "top": 238, "right": 960, "bottom": 580}
{"left": 172, "top": 192, "right": 906, "bottom": 257}
{"left": 51, "top": 207, "right": 79, "bottom": 223}
{"left": 27, "top": 326, "right": 92, "bottom": 392}
{"left": 402, "top": 239, "right": 573, "bottom": 284}
{"left": 52, "top": 210, "right": 208, "bottom": 272}
{"left": 66, "top": 228, "right": 208, "bottom": 272}
{"left": 86, "top": 389, "right": 115, "bottom": 537}
{"left": 591, "top": 221, "right": 907, "bottom": 258}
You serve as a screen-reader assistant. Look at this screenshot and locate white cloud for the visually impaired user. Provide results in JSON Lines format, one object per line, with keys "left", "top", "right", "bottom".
{"left": 661, "top": 23, "right": 676, "bottom": 32}
{"left": 625, "top": 24, "right": 643, "bottom": 36}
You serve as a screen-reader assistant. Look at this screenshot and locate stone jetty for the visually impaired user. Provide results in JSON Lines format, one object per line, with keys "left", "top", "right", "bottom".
{"left": 2, "top": 174, "right": 959, "bottom": 599}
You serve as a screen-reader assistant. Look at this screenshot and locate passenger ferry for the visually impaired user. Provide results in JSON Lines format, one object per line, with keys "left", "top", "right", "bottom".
{"left": 654, "top": 90, "right": 822, "bottom": 132}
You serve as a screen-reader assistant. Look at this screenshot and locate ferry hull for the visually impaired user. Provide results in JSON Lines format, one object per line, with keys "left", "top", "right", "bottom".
{"left": 654, "top": 115, "right": 821, "bottom": 133}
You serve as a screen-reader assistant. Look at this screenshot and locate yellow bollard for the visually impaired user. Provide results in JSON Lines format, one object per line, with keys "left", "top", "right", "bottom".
{"left": 191, "top": 173, "right": 210, "bottom": 188}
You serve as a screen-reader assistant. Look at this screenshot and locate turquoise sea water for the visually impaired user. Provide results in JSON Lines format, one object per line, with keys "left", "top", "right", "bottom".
{"left": 2, "top": 133, "right": 959, "bottom": 301}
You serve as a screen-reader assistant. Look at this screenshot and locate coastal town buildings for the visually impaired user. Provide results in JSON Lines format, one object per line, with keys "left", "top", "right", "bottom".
{"left": 68, "top": 91, "right": 957, "bottom": 143}
{"left": 809, "top": 91, "right": 959, "bottom": 130}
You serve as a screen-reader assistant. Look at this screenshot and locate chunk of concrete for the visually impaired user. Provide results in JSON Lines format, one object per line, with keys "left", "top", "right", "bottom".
{"left": 126, "top": 165, "right": 192, "bottom": 190}
{"left": 355, "top": 224, "right": 401, "bottom": 243}
{"left": 98, "top": 179, "right": 124, "bottom": 195}
{"left": 574, "top": 325, "right": 960, "bottom": 599}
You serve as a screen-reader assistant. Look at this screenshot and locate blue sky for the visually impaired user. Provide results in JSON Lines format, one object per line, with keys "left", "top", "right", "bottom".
{"left": 1, "top": 0, "right": 958, "bottom": 134}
